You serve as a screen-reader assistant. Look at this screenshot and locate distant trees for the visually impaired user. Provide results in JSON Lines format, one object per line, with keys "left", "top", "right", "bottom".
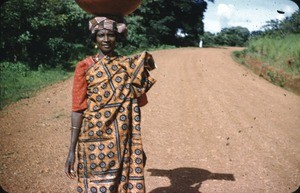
{"left": 0, "top": 0, "right": 215, "bottom": 69}
{"left": 215, "top": 27, "right": 250, "bottom": 46}
{"left": 123, "top": 0, "right": 214, "bottom": 50}
{"left": 202, "top": 26, "right": 250, "bottom": 47}
{"left": 201, "top": 9, "right": 299, "bottom": 47}
{"left": 261, "top": 11, "right": 300, "bottom": 36}
{"left": 201, "top": 32, "right": 216, "bottom": 47}
{"left": 247, "top": 10, "right": 300, "bottom": 40}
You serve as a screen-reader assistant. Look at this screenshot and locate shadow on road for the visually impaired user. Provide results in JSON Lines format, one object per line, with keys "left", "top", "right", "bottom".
{"left": 148, "top": 167, "right": 235, "bottom": 193}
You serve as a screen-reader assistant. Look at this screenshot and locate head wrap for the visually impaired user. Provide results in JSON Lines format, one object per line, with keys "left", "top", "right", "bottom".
{"left": 89, "top": 17, "right": 127, "bottom": 34}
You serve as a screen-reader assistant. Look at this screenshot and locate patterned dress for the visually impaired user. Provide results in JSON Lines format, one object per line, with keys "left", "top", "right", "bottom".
{"left": 73, "top": 51, "right": 156, "bottom": 193}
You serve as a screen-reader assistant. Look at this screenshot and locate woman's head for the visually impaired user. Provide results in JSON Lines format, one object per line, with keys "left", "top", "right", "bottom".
{"left": 89, "top": 17, "right": 127, "bottom": 54}
{"left": 94, "top": 29, "right": 116, "bottom": 55}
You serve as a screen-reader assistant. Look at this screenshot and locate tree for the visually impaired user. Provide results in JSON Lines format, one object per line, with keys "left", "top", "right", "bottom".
{"left": 280, "top": 10, "right": 300, "bottom": 33}
{"left": 201, "top": 32, "right": 216, "bottom": 47}
{"left": 250, "top": 30, "right": 264, "bottom": 38}
{"left": 0, "top": 0, "right": 91, "bottom": 69}
{"left": 259, "top": 11, "right": 299, "bottom": 37}
{"left": 125, "top": 0, "right": 214, "bottom": 48}
{"left": 0, "top": 0, "right": 216, "bottom": 68}
{"left": 215, "top": 26, "right": 250, "bottom": 46}
{"left": 262, "top": 19, "right": 281, "bottom": 31}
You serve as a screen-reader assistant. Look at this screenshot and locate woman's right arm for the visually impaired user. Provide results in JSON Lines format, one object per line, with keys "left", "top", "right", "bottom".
{"left": 65, "top": 111, "right": 83, "bottom": 179}
{"left": 65, "top": 58, "right": 91, "bottom": 179}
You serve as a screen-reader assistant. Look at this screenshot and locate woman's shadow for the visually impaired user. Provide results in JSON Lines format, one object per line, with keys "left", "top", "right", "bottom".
{"left": 148, "top": 167, "right": 235, "bottom": 193}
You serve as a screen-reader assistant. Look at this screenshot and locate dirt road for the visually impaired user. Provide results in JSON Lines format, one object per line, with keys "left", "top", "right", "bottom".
{"left": 1, "top": 47, "right": 299, "bottom": 193}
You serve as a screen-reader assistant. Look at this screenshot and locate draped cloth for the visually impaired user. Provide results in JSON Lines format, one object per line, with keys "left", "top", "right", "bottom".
{"left": 74, "top": 52, "right": 156, "bottom": 193}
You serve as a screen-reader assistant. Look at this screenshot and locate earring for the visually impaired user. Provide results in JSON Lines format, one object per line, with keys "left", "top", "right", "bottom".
{"left": 94, "top": 44, "right": 98, "bottom": 49}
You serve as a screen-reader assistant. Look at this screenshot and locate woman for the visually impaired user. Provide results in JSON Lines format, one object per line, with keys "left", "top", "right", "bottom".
{"left": 65, "top": 17, "right": 156, "bottom": 193}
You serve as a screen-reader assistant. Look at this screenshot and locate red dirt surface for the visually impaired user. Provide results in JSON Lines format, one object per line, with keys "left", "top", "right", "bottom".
{"left": 1, "top": 47, "right": 299, "bottom": 193}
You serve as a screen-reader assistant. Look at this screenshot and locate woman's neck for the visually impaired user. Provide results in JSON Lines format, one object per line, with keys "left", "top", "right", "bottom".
{"left": 97, "top": 51, "right": 116, "bottom": 59}
{"left": 97, "top": 52, "right": 105, "bottom": 60}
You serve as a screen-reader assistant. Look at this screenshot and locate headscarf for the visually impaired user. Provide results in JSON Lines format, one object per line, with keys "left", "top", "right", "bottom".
{"left": 89, "top": 17, "right": 127, "bottom": 34}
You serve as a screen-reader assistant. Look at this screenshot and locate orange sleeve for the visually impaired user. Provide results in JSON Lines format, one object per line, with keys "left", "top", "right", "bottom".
{"left": 72, "top": 57, "right": 93, "bottom": 112}
{"left": 137, "top": 93, "right": 148, "bottom": 107}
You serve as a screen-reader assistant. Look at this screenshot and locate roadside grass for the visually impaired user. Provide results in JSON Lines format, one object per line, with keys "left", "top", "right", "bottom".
{"left": 0, "top": 62, "right": 72, "bottom": 109}
{"left": 234, "top": 34, "right": 300, "bottom": 76}
{"left": 0, "top": 45, "right": 175, "bottom": 110}
{"left": 233, "top": 33, "right": 300, "bottom": 94}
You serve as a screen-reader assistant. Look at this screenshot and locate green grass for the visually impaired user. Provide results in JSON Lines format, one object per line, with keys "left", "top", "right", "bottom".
{"left": 235, "top": 34, "right": 300, "bottom": 76}
{"left": 0, "top": 62, "right": 72, "bottom": 109}
{"left": 232, "top": 33, "right": 300, "bottom": 92}
{"left": 0, "top": 45, "right": 175, "bottom": 110}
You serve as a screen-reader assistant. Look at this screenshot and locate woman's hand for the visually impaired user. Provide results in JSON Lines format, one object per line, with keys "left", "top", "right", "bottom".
{"left": 65, "top": 152, "right": 76, "bottom": 179}
{"left": 65, "top": 111, "right": 83, "bottom": 179}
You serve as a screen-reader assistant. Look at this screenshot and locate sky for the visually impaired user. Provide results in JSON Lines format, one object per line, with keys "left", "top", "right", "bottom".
{"left": 203, "top": 0, "right": 299, "bottom": 33}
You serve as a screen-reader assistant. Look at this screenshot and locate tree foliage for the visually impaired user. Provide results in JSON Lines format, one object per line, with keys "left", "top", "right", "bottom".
{"left": 202, "top": 9, "right": 299, "bottom": 47}
{"left": 216, "top": 27, "right": 250, "bottom": 46}
{"left": 0, "top": 0, "right": 92, "bottom": 69}
{"left": 258, "top": 10, "right": 300, "bottom": 37}
{"left": 0, "top": 0, "right": 214, "bottom": 68}
{"left": 202, "top": 26, "right": 250, "bottom": 47}
{"left": 125, "top": 0, "right": 214, "bottom": 48}
{"left": 280, "top": 11, "right": 300, "bottom": 33}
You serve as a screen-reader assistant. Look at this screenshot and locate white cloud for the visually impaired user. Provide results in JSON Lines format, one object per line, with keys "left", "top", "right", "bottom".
{"left": 204, "top": 0, "right": 298, "bottom": 33}
{"left": 217, "top": 4, "right": 236, "bottom": 29}
{"left": 217, "top": 4, "right": 235, "bottom": 19}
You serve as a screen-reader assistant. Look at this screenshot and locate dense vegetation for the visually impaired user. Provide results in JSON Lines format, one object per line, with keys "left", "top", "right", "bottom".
{"left": 0, "top": 62, "right": 71, "bottom": 107}
{"left": 202, "top": 26, "right": 250, "bottom": 47}
{"left": 1, "top": 0, "right": 298, "bottom": 108}
{"left": 233, "top": 11, "right": 300, "bottom": 91}
{"left": 0, "top": 0, "right": 214, "bottom": 69}
{"left": 0, "top": 0, "right": 214, "bottom": 108}
{"left": 0, "top": 1, "right": 92, "bottom": 69}
{"left": 201, "top": 0, "right": 299, "bottom": 47}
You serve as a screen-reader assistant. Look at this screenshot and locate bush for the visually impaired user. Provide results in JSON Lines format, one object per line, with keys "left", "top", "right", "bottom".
{"left": 0, "top": 62, "right": 71, "bottom": 109}
{"left": 245, "top": 34, "right": 300, "bottom": 75}
{"left": 0, "top": 0, "right": 92, "bottom": 69}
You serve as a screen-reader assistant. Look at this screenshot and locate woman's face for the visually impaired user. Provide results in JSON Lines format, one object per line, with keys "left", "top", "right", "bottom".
{"left": 96, "top": 29, "right": 116, "bottom": 55}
